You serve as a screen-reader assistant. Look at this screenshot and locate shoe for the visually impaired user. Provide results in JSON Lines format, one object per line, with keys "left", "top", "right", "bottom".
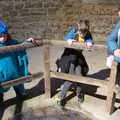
{"left": 56, "top": 98, "right": 65, "bottom": 109}
{"left": 78, "top": 93, "right": 84, "bottom": 103}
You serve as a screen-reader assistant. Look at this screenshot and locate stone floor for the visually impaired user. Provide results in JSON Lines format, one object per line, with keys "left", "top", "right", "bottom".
{"left": 10, "top": 106, "right": 94, "bottom": 120}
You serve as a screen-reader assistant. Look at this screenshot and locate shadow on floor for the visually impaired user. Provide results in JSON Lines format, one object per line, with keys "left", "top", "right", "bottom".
{"left": 0, "top": 79, "right": 45, "bottom": 120}
{"left": 87, "top": 68, "right": 110, "bottom": 80}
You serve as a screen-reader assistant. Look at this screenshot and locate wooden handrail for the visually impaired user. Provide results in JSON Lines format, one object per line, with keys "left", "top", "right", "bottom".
{"left": 114, "top": 86, "right": 120, "bottom": 95}
{"left": 1, "top": 72, "right": 44, "bottom": 88}
{"left": 51, "top": 71, "right": 108, "bottom": 87}
{"left": 0, "top": 40, "right": 106, "bottom": 54}
{"left": 106, "top": 61, "right": 118, "bottom": 114}
{"left": 0, "top": 40, "right": 50, "bottom": 53}
{"left": 50, "top": 40, "right": 106, "bottom": 49}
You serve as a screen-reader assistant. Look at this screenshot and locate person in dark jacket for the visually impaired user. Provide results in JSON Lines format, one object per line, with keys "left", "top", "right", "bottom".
{"left": 0, "top": 21, "right": 33, "bottom": 103}
{"left": 56, "top": 20, "right": 94, "bottom": 108}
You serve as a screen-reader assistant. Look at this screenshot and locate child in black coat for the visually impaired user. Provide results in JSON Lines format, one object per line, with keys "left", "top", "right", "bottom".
{"left": 56, "top": 20, "right": 94, "bottom": 108}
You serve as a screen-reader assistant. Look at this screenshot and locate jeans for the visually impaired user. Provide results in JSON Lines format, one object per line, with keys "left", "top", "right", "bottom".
{"left": 60, "top": 64, "right": 83, "bottom": 100}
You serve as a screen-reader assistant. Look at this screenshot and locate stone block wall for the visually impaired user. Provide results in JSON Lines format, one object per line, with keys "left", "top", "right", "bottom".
{"left": 0, "top": 0, "right": 120, "bottom": 41}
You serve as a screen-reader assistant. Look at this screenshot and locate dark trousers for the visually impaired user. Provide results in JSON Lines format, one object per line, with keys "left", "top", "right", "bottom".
{"left": 60, "top": 81, "right": 82, "bottom": 100}
{"left": 56, "top": 48, "right": 89, "bottom": 75}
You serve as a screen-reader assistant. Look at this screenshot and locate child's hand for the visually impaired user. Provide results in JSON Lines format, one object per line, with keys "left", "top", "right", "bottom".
{"left": 26, "top": 38, "right": 39, "bottom": 46}
{"left": 85, "top": 42, "right": 93, "bottom": 49}
{"left": 67, "top": 39, "right": 76, "bottom": 45}
{"left": 114, "top": 49, "right": 120, "bottom": 57}
{"left": 26, "top": 38, "right": 34, "bottom": 42}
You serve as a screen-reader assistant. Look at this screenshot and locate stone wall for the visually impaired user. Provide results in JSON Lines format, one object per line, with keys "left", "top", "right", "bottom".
{"left": 0, "top": 0, "right": 120, "bottom": 41}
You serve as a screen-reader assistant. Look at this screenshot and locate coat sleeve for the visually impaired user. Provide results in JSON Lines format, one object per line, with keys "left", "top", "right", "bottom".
{"left": 84, "top": 31, "right": 94, "bottom": 44}
{"left": 64, "top": 28, "right": 76, "bottom": 41}
{"left": 107, "top": 21, "right": 120, "bottom": 53}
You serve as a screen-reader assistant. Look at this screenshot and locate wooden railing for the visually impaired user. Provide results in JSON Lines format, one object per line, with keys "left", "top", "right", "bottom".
{"left": 0, "top": 40, "right": 120, "bottom": 115}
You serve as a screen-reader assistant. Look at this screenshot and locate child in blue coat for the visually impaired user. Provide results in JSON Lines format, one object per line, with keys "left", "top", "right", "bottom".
{"left": 0, "top": 21, "right": 32, "bottom": 103}
{"left": 107, "top": 21, "right": 120, "bottom": 85}
{"left": 64, "top": 20, "right": 93, "bottom": 47}
{"left": 56, "top": 20, "right": 94, "bottom": 108}
{"left": 107, "top": 8, "right": 120, "bottom": 86}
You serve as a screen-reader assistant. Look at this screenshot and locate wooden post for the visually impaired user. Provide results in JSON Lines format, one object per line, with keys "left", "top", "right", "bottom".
{"left": 43, "top": 44, "right": 51, "bottom": 98}
{"left": 106, "top": 61, "right": 117, "bottom": 114}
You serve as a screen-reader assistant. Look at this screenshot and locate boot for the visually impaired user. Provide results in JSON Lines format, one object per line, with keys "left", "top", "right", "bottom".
{"left": 55, "top": 97, "right": 65, "bottom": 109}
{"left": 78, "top": 92, "right": 84, "bottom": 103}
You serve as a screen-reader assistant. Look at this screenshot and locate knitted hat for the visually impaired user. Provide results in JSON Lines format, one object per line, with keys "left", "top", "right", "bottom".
{"left": 0, "top": 21, "right": 8, "bottom": 35}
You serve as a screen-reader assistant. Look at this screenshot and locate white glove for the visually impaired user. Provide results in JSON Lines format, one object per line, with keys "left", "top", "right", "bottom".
{"left": 26, "top": 38, "right": 34, "bottom": 42}
{"left": 106, "top": 55, "right": 114, "bottom": 68}
{"left": 26, "top": 38, "right": 39, "bottom": 46}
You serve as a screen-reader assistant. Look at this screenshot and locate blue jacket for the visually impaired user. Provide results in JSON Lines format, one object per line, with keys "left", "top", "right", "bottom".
{"left": 64, "top": 28, "right": 93, "bottom": 43}
{"left": 0, "top": 39, "right": 30, "bottom": 92}
{"left": 107, "top": 21, "right": 120, "bottom": 62}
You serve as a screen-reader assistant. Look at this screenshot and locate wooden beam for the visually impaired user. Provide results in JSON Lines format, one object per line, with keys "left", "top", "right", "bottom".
{"left": 0, "top": 40, "right": 44, "bottom": 53}
{"left": 114, "top": 86, "right": 120, "bottom": 94}
{"left": 1, "top": 72, "right": 43, "bottom": 88}
{"left": 44, "top": 45, "right": 51, "bottom": 98}
{"left": 106, "top": 61, "right": 117, "bottom": 114}
{"left": 0, "top": 40, "right": 105, "bottom": 54}
{"left": 50, "top": 71, "right": 108, "bottom": 87}
{"left": 114, "top": 86, "right": 120, "bottom": 98}
{"left": 50, "top": 40, "right": 106, "bottom": 49}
